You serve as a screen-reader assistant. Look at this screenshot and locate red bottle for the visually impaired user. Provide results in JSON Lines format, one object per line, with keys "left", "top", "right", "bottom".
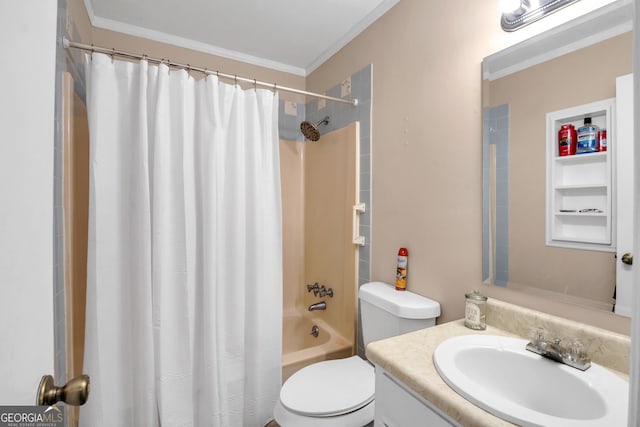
{"left": 395, "top": 248, "right": 408, "bottom": 291}
{"left": 598, "top": 129, "right": 607, "bottom": 152}
{"left": 558, "top": 124, "right": 577, "bottom": 156}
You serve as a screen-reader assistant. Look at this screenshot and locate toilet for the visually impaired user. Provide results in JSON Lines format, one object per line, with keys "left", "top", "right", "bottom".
{"left": 273, "top": 281, "right": 440, "bottom": 427}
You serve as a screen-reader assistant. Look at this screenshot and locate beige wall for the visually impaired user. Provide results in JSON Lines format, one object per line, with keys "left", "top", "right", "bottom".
{"left": 66, "top": 0, "right": 305, "bottom": 102}
{"left": 308, "top": 1, "right": 501, "bottom": 325}
{"left": 307, "top": 0, "right": 631, "bottom": 334}
{"left": 67, "top": 0, "right": 92, "bottom": 43}
{"left": 68, "top": 0, "right": 631, "bottom": 334}
{"left": 487, "top": 33, "right": 631, "bottom": 309}
{"left": 62, "top": 72, "right": 90, "bottom": 427}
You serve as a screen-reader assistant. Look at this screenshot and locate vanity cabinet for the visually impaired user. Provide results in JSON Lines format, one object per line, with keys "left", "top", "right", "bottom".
{"left": 545, "top": 98, "right": 615, "bottom": 251}
{"left": 374, "top": 367, "right": 460, "bottom": 427}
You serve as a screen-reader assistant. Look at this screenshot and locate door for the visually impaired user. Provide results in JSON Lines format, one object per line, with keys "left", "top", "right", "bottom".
{"left": 614, "top": 73, "right": 635, "bottom": 316}
{"left": 0, "top": 0, "right": 57, "bottom": 404}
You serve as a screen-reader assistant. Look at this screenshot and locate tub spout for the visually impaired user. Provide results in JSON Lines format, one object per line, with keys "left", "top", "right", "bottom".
{"left": 308, "top": 301, "right": 327, "bottom": 311}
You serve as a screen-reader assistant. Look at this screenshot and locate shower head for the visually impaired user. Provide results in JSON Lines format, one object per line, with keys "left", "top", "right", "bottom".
{"left": 300, "top": 116, "right": 330, "bottom": 142}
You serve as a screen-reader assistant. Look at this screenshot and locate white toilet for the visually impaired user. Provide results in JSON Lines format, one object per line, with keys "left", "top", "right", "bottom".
{"left": 273, "top": 281, "right": 441, "bottom": 427}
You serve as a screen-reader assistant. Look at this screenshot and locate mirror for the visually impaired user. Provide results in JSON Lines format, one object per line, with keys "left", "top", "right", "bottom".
{"left": 482, "top": 1, "right": 632, "bottom": 313}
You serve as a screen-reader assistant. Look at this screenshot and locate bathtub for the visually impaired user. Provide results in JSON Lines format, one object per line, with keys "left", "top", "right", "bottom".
{"left": 282, "top": 311, "right": 353, "bottom": 382}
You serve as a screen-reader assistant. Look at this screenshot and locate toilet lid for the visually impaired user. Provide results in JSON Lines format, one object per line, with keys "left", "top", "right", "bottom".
{"left": 280, "top": 356, "right": 374, "bottom": 417}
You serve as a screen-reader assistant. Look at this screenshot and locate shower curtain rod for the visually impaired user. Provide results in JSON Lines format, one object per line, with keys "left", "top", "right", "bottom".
{"left": 63, "top": 38, "right": 358, "bottom": 106}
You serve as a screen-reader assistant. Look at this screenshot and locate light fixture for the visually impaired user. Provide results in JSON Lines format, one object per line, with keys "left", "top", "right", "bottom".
{"left": 499, "top": 0, "right": 523, "bottom": 14}
{"left": 501, "top": 0, "right": 582, "bottom": 32}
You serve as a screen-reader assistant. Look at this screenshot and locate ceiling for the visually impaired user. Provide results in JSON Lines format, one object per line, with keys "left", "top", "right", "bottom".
{"left": 84, "top": 0, "right": 400, "bottom": 76}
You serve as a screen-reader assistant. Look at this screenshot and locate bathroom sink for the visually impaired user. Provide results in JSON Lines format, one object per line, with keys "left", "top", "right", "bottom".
{"left": 433, "top": 335, "right": 628, "bottom": 427}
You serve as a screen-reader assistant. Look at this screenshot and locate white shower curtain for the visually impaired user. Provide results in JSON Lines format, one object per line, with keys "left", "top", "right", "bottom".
{"left": 81, "top": 53, "right": 282, "bottom": 427}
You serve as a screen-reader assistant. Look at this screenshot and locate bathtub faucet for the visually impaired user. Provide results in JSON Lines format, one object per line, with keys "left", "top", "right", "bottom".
{"left": 318, "top": 286, "right": 333, "bottom": 298}
{"left": 308, "top": 301, "right": 327, "bottom": 311}
{"left": 306, "top": 282, "right": 334, "bottom": 298}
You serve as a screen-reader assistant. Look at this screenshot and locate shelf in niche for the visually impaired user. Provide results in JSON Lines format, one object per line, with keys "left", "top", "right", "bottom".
{"left": 552, "top": 213, "right": 610, "bottom": 245}
{"left": 554, "top": 184, "right": 607, "bottom": 191}
{"left": 554, "top": 212, "right": 607, "bottom": 217}
{"left": 554, "top": 151, "right": 607, "bottom": 163}
{"left": 546, "top": 97, "right": 614, "bottom": 250}
{"left": 553, "top": 235, "right": 612, "bottom": 245}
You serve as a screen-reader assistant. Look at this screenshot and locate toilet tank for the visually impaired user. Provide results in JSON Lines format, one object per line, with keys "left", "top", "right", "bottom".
{"left": 359, "top": 281, "right": 441, "bottom": 346}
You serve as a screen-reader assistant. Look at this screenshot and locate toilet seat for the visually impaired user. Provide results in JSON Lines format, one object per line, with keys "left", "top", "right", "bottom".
{"left": 273, "top": 399, "right": 374, "bottom": 427}
{"left": 279, "top": 356, "right": 374, "bottom": 417}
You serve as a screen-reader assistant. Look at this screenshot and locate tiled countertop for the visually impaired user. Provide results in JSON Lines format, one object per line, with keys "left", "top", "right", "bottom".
{"left": 365, "top": 299, "right": 630, "bottom": 427}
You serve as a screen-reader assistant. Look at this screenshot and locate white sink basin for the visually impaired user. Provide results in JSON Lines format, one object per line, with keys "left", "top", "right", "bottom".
{"left": 433, "top": 335, "right": 628, "bottom": 427}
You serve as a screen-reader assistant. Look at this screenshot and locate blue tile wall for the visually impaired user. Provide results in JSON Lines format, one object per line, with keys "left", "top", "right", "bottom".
{"left": 482, "top": 109, "right": 490, "bottom": 282}
{"left": 482, "top": 104, "right": 509, "bottom": 286}
{"left": 277, "top": 64, "right": 372, "bottom": 288}
{"left": 306, "top": 65, "right": 372, "bottom": 287}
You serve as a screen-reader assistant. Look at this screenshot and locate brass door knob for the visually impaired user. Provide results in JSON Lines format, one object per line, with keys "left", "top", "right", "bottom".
{"left": 37, "top": 374, "right": 90, "bottom": 406}
{"left": 622, "top": 253, "right": 633, "bottom": 266}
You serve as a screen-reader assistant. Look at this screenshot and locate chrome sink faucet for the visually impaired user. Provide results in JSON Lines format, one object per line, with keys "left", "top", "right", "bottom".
{"left": 526, "top": 327, "right": 591, "bottom": 371}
